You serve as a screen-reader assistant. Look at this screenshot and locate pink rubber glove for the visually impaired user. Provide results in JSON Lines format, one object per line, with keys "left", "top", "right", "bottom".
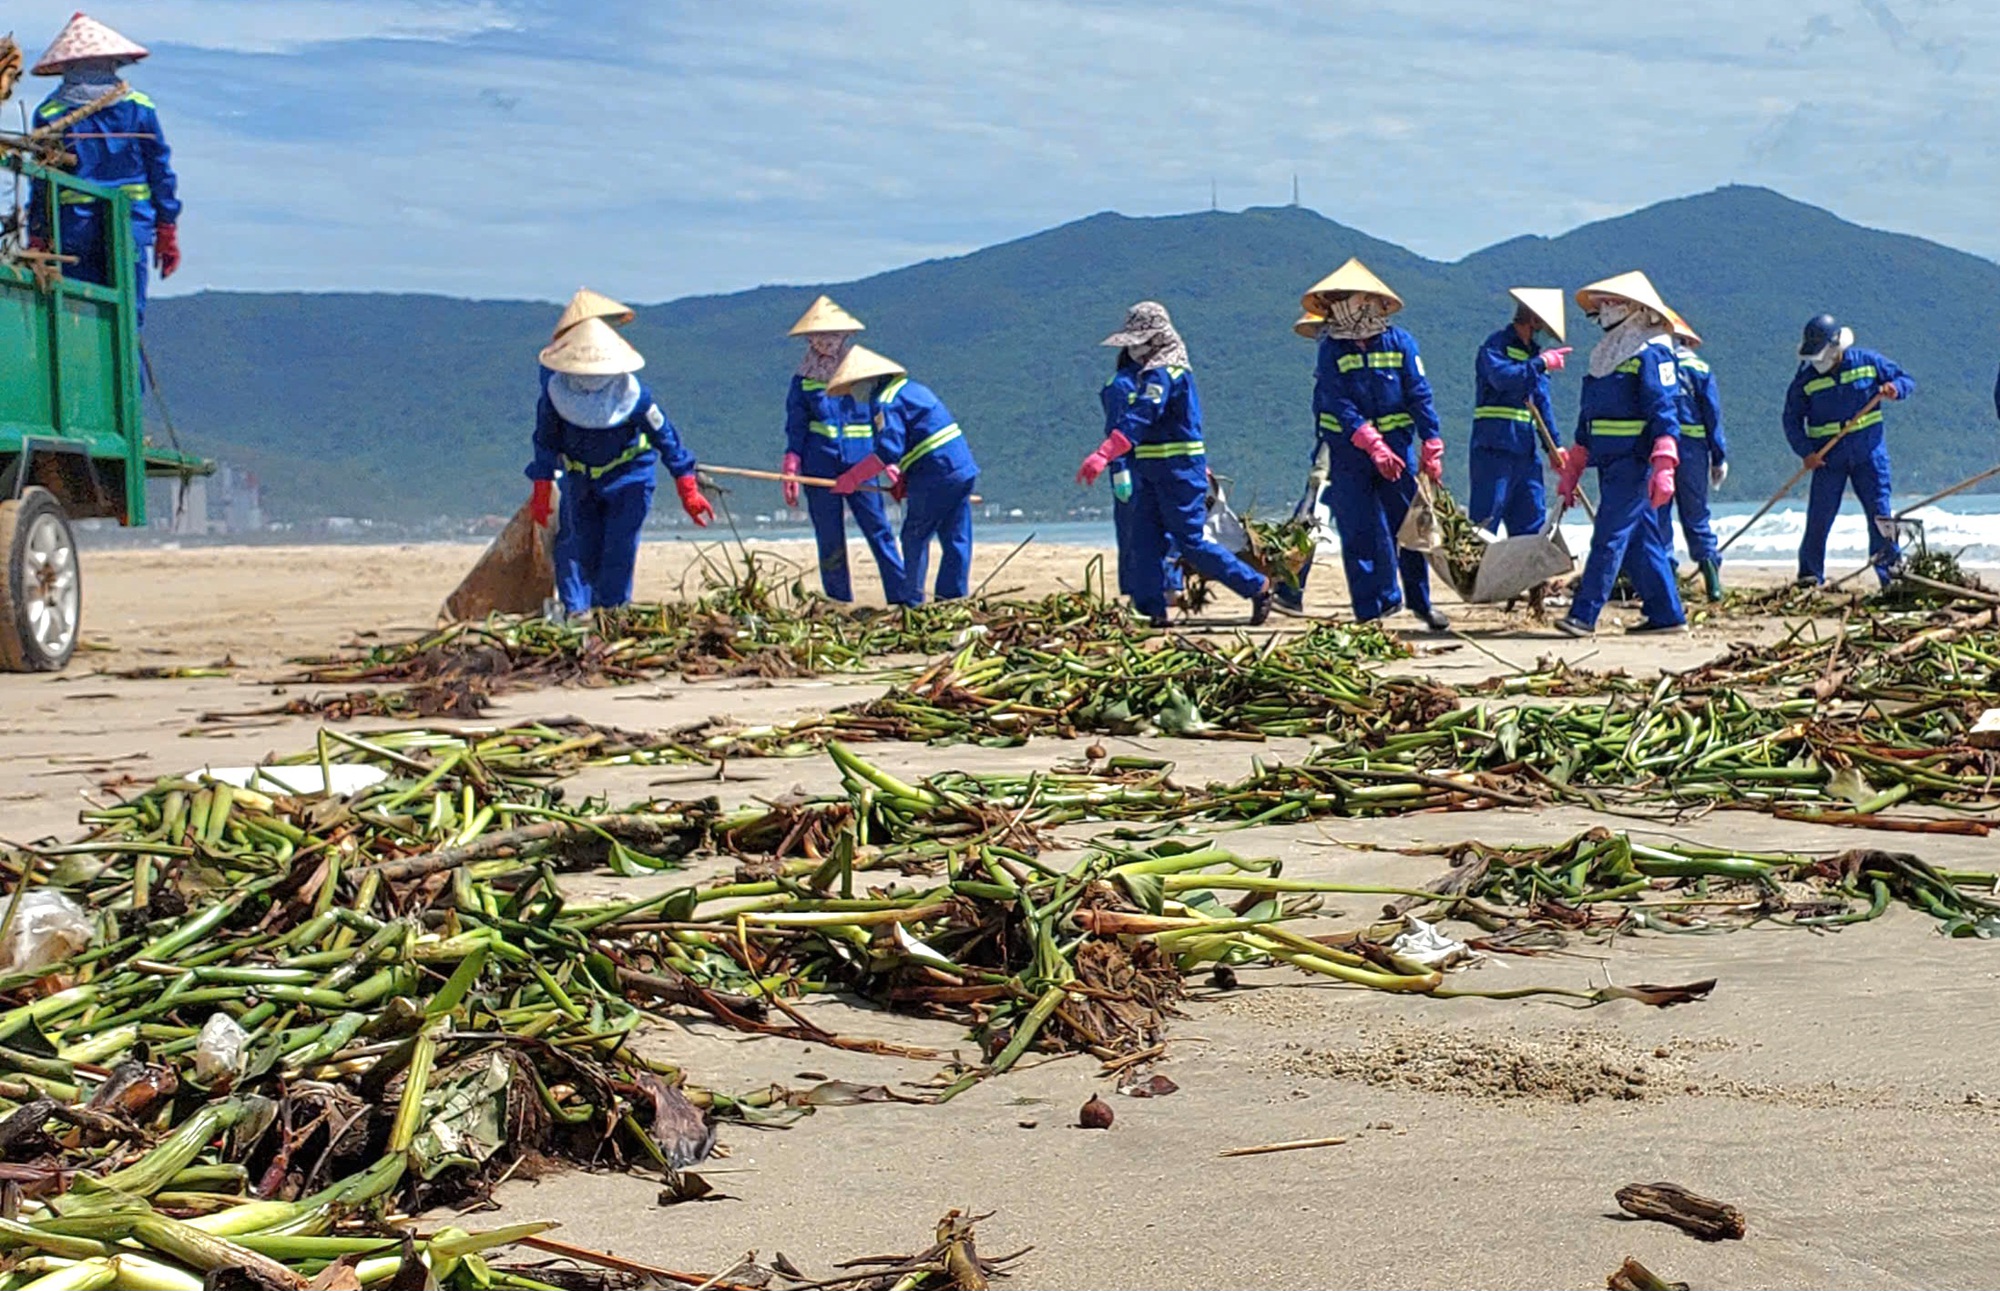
{"left": 1555, "top": 444, "right": 1589, "bottom": 507}
{"left": 780, "top": 453, "right": 803, "bottom": 508}
{"left": 1351, "top": 424, "right": 1404, "bottom": 482}
{"left": 1539, "top": 346, "right": 1572, "bottom": 374}
{"left": 832, "top": 458, "right": 878, "bottom": 496}
{"left": 676, "top": 474, "right": 714, "bottom": 527}
{"left": 1647, "top": 436, "right": 1679, "bottom": 509}
{"left": 1419, "top": 437, "right": 1445, "bottom": 483}
{"left": 1076, "top": 431, "right": 1133, "bottom": 486}
{"left": 887, "top": 465, "right": 906, "bottom": 503}
{"left": 529, "top": 479, "right": 554, "bottom": 527}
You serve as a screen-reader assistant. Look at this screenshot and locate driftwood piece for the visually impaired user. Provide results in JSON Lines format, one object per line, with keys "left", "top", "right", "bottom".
{"left": 1616, "top": 1181, "right": 1746, "bottom": 1241}
{"left": 1607, "top": 1257, "right": 1688, "bottom": 1291}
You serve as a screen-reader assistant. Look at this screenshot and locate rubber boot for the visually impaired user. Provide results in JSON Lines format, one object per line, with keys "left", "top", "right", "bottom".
{"left": 1699, "top": 560, "right": 1723, "bottom": 603}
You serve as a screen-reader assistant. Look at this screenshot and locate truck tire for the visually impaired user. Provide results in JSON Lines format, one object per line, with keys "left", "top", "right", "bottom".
{"left": 0, "top": 487, "right": 83, "bottom": 672}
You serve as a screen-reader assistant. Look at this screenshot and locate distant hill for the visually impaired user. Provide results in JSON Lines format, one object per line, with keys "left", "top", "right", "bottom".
{"left": 145, "top": 186, "right": 2000, "bottom": 522}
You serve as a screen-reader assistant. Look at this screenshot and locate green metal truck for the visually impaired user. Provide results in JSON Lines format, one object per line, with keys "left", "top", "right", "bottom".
{"left": 1, "top": 155, "right": 209, "bottom": 671}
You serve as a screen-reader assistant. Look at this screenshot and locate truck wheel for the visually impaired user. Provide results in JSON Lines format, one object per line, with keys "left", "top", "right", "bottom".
{"left": 0, "top": 488, "right": 83, "bottom": 672}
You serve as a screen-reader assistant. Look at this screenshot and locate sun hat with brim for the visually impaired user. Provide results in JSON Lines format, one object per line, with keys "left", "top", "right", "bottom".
{"left": 553, "top": 288, "right": 634, "bottom": 341}
{"left": 825, "top": 344, "right": 906, "bottom": 395}
{"left": 33, "top": 13, "right": 147, "bottom": 75}
{"left": 1574, "top": 271, "right": 1674, "bottom": 320}
{"left": 789, "top": 295, "right": 866, "bottom": 337}
{"left": 1301, "top": 258, "right": 1403, "bottom": 317}
{"left": 1293, "top": 313, "right": 1327, "bottom": 340}
{"left": 1100, "top": 300, "right": 1177, "bottom": 350}
{"left": 538, "top": 317, "right": 644, "bottom": 376}
{"left": 1661, "top": 306, "right": 1702, "bottom": 348}
{"left": 1508, "top": 287, "right": 1567, "bottom": 343}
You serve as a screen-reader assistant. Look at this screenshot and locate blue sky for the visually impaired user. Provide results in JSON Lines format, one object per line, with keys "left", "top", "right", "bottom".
{"left": 9, "top": 0, "right": 1996, "bottom": 302}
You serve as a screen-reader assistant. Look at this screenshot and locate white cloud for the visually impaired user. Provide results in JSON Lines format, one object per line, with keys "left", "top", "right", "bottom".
{"left": 20, "top": 0, "right": 1995, "bottom": 299}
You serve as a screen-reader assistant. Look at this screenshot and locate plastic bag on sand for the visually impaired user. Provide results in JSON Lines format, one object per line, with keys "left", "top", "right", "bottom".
{"left": 0, "top": 890, "right": 93, "bottom": 975}
{"left": 1389, "top": 916, "right": 1472, "bottom": 969}
{"left": 194, "top": 1013, "right": 249, "bottom": 1083}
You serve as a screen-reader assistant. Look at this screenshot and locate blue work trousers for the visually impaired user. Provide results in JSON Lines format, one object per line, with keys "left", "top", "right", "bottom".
{"left": 1667, "top": 438, "right": 1721, "bottom": 568}
{"left": 61, "top": 209, "right": 151, "bottom": 327}
{"left": 1467, "top": 449, "right": 1547, "bottom": 538}
{"left": 1800, "top": 446, "right": 1897, "bottom": 585}
{"left": 806, "top": 485, "right": 906, "bottom": 604}
{"left": 1112, "top": 475, "right": 1183, "bottom": 603}
{"left": 1127, "top": 461, "right": 1263, "bottom": 621}
{"left": 900, "top": 470, "right": 978, "bottom": 605}
{"left": 1571, "top": 457, "right": 1684, "bottom": 629}
{"left": 1314, "top": 463, "right": 1435, "bottom": 624}
{"left": 555, "top": 467, "right": 654, "bottom": 615}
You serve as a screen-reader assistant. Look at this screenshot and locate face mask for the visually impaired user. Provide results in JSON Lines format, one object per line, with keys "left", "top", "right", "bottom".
{"left": 807, "top": 335, "right": 845, "bottom": 359}
{"left": 1125, "top": 344, "right": 1148, "bottom": 364}
{"left": 1595, "top": 301, "right": 1633, "bottom": 331}
{"left": 1810, "top": 346, "right": 1842, "bottom": 374}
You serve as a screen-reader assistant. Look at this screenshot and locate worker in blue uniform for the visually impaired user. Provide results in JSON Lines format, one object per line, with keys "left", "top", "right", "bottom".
{"left": 1784, "top": 314, "right": 1914, "bottom": 587}
{"left": 526, "top": 319, "right": 715, "bottom": 617}
{"left": 1468, "top": 288, "right": 1571, "bottom": 537}
{"left": 1552, "top": 272, "right": 1687, "bottom": 637}
{"left": 26, "top": 14, "right": 180, "bottom": 327}
{"left": 1098, "top": 353, "right": 1184, "bottom": 605}
{"left": 1661, "top": 311, "right": 1730, "bottom": 601}
{"left": 828, "top": 347, "right": 978, "bottom": 605}
{"left": 1077, "top": 302, "right": 1271, "bottom": 627}
{"left": 1289, "top": 259, "right": 1449, "bottom": 630}
{"left": 781, "top": 297, "right": 907, "bottom": 604}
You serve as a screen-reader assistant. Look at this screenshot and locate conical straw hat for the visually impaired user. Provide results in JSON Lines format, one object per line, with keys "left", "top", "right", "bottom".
{"left": 1507, "top": 288, "right": 1566, "bottom": 343}
{"left": 1300, "top": 258, "right": 1403, "bottom": 316}
{"left": 789, "top": 295, "right": 866, "bottom": 336}
{"left": 1293, "top": 313, "right": 1327, "bottom": 340}
{"left": 538, "top": 316, "right": 644, "bottom": 376}
{"left": 825, "top": 344, "right": 905, "bottom": 395}
{"left": 1661, "top": 306, "right": 1702, "bottom": 348}
{"left": 33, "top": 13, "right": 147, "bottom": 75}
{"left": 552, "top": 288, "right": 633, "bottom": 341}
{"left": 1574, "top": 271, "right": 1673, "bottom": 320}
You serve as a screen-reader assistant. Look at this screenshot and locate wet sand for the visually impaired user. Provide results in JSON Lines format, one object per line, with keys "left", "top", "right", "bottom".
{"left": 4, "top": 540, "right": 1996, "bottom": 1289}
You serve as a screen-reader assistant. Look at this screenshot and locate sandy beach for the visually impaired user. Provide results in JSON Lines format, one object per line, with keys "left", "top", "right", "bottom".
{"left": 4, "top": 539, "right": 1997, "bottom": 1290}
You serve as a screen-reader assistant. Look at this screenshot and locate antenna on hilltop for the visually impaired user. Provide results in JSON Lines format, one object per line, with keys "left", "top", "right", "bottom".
{"left": 1292, "top": 174, "right": 1300, "bottom": 207}
{"left": 1210, "top": 179, "right": 1218, "bottom": 212}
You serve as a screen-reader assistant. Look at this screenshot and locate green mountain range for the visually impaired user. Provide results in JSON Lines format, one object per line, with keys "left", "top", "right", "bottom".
{"left": 145, "top": 186, "right": 2000, "bottom": 523}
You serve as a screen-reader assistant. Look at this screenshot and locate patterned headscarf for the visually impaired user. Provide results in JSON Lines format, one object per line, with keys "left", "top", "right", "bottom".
{"left": 1317, "top": 293, "right": 1391, "bottom": 341}
{"left": 1102, "top": 301, "right": 1191, "bottom": 372}
{"left": 1587, "top": 300, "right": 1668, "bottom": 379}
{"left": 797, "top": 333, "right": 854, "bottom": 383}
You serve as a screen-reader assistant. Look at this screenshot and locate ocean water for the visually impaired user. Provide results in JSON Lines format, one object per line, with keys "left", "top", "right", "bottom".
{"left": 657, "top": 495, "right": 2000, "bottom": 567}
{"left": 1556, "top": 494, "right": 2000, "bottom": 565}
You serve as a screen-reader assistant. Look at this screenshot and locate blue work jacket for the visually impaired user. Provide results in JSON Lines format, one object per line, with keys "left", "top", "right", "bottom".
{"left": 1783, "top": 347, "right": 1912, "bottom": 464}
{"left": 1102, "top": 359, "right": 1141, "bottom": 464}
{"left": 1314, "top": 327, "right": 1441, "bottom": 470}
{"left": 29, "top": 89, "right": 180, "bottom": 243}
{"left": 1471, "top": 327, "right": 1557, "bottom": 458}
{"left": 1574, "top": 341, "right": 1680, "bottom": 465}
{"left": 1674, "top": 348, "right": 1727, "bottom": 461}
{"left": 1112, "top": 365, "right": 1207, "bottom": 470}
{"left": 870, "top": 377, "right": 977, "bottom": 483}
{"left": 527, "top": 386, "right": 695, "bottom": 486}
{"left": 785, "top": 375, "right": 877, "bottom": 471}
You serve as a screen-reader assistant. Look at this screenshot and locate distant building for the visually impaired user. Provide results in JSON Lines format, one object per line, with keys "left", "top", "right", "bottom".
{"left": 144, "top": 463, "right": 264, "bottom": 536}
